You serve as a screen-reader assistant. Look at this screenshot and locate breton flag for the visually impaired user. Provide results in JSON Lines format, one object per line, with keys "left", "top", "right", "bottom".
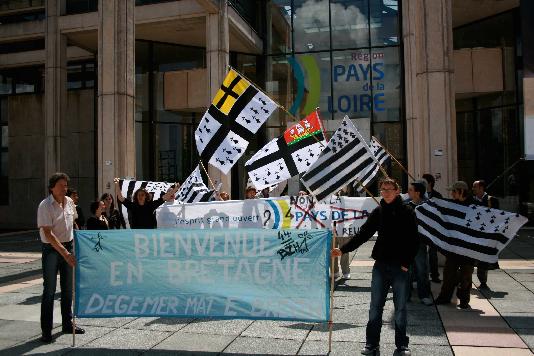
{"left": 117, "top": 179, "right": 174, "bottom": 228}
{"left": 245, "top": 111, "right": 326, "bottom": 190}
{"left": 415, "top": 198, "right": 528, "bottom": 263}
{"left": 195, "top": 69, "right": 277, "bottom": 174}
{"left": 301, "top": 116, "right": 379, "bottom": 201}
{"left": 354, "top": 137, "right": 391, "bottom": 193}
{"left": 175, "top": 165, "right": 217, "bottom": 203}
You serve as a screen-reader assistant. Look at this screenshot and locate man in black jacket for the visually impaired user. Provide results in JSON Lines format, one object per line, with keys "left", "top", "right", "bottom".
{"left": 332, "top": 178, "right": 418, "bottom": 356}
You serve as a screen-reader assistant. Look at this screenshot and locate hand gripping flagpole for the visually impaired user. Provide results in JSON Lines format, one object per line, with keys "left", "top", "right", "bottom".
{"left": 328, "top": 221, "right": 337, "bottom": 353}
{"left": 372, "top": 136, "right": 415, "bottom": 181}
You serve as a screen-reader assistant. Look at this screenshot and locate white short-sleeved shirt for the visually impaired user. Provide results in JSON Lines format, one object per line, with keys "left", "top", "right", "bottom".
{"left": 37, "top": 195, "right": 77, "bottom": 243}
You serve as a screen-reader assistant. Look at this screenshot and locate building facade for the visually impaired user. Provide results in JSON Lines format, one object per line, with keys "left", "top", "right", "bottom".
{"left": 0, "top": 0, "right": 532, "bottom": 228}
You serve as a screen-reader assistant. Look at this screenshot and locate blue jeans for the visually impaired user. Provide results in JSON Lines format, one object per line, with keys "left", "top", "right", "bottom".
{"left": 367, "top": 261, "right": 410, "bottom": 348}
{"left": 41, "top": 242, "right": 73, "bottom": 335}
{"left": 411, "top": 244, "right": 431, "bottom": 299}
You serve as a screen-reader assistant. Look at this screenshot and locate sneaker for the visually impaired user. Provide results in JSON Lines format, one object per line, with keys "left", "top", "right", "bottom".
{"left": 458, "top": 302, "right": 471, "bottom": 309}
{"left": 342, "top": 273, "right": 351, "bottom": 279}
{"left": 361, "top": 344, "right": 379, "bottom": 355}
{"left": 395, "top": 346, "right": 411, "bottom": 356}
{"left": 421, "top": 297, "right": 433, "bottom": 306}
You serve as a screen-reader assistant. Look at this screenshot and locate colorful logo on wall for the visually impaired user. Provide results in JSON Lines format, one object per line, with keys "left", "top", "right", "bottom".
{"left": 287, "top": 52, "right": 387, "bottom": 117}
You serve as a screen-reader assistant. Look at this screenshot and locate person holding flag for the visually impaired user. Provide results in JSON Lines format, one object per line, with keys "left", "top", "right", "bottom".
{"left": 332, "top": 178, "right": 418, "bottom": 356}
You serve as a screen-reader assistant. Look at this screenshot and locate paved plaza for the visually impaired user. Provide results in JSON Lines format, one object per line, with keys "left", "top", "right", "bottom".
{"left": 0, "top": 229, "right": 533, "bottom": 355}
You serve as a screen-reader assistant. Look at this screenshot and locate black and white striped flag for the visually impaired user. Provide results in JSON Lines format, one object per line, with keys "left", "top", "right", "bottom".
{"left": 175, "top": 165, "right": 216, "bottom": 203}
{"left": 301, "top": 116, "right": 379, "bottom": 201}
{"left": 354, "top": 137, "right": 391, "bottom": 193}
{"left": 415, "top": 198, "right": 528, "bottom": 263}
{"left": 118, "top": 179, "right": 174, "bottom": 228}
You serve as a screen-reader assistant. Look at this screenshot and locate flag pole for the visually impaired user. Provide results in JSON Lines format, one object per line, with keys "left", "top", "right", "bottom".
{"left": 354, "top": 178, "right": 381, "bottom": 206}
{"left": 328, "top": 221, "right": 337, "bottom": 353}
{"left": 372, "top": 136, "right": 415, "bottom": 181}
{"left": 198, "top": 159, "right": 218, "bottom": 191}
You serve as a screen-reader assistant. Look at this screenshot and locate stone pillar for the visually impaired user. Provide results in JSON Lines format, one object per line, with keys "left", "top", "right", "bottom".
{"left": 206, "top": 1, "right": 231, "bottom": 193}
{"left": 521, "top": 0, "right": 534, "bottom": 160}
{"left": 403, "top": 0, "right": 457, "bottom": 195}
{"left": 44, "top": 0, "right": 67, "bottom": 185}
{"left": 97, "top": 0, "right": 135, "bottom": 195}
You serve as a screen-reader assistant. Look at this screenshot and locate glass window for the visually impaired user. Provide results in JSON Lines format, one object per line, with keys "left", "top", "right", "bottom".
{"left": 331, "top": 49, "right": 372, "bottom": 121}
{"left": 294, "top": 52, "right": 332, "bottom": 120}
{"left": 266, "top": 55, "right": 296, "bottom": 129}
{"left": 1, "top": 127, "right": 7, "bottom": 149}
{"left": 330, "top": 0, "right": 369, "bottom": 49}
{"left": 370, "top": 0, "right": 399, "bottom": 46}
{"left": 67, "top": 63, "right": 83, "bottom": 89}
{"left": 371, "top": 46, "right": 400, "bottom": 122}
{"left": 0, "top": 75, "right": 12, "bottom": 95}
{"left": 153, "top": 43, "right": 205, "bottom": 72}
{"left": 65, "top": 0, "right": 97, "bottom": 14}
{"left": 267, "top": 0, "right": 292, "bottom": 54}
{"left": 293, "top": 0, "right": 330, "bottom": 52}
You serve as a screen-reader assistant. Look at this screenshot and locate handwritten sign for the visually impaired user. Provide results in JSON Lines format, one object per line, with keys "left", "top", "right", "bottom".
{"left": 74, "top": 228, "right": 331, "bottom": 321}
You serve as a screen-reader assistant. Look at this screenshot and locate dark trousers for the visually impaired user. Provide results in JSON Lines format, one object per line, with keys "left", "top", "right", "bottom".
{"left": 367, "top": 261, "right": 410, "bottom": 348}
{"left": 428, "top": 244, "right": 440, "bottom": 279}
{"left": 41, "top": 242, "right": 73, "bottom": 335}
{"left": 411, "top": 244, "right": 431, "bottom": 299}
{"left": 477, "top": 268, "right": 488, "bottom": 285}
{"left": 438, "top": 255, "right": 474, "bottom": 305}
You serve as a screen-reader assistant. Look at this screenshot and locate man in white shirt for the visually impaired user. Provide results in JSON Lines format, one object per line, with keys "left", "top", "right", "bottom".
{"left": 37, "top": 172, "right": 85, "bottom": 343}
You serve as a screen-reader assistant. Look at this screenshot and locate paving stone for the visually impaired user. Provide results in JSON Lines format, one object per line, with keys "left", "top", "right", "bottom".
{"left": 0, "top": 320, "right": 45, "bottom": 341}
{"left": 65, "top": 348, "right": 142, "bottom": 355}
{"left": 179, "top": 318, "right": 253, "bottom": 336}
{"left": 306, "top": 322, "right": 363, "bottom": 342}
{"left": 407, "top": 324, "right": 449, "bottom": 345}
{"left": 52, "top": 326, "right": 115, "bottom": 347}
{"left": 123, "top": 317, "right": 193, "bottom": 332}
{"left": 82, "top": 328, "right": 170, "bottom": 350}
{"left": 75, "top": 317, "right": 136, "bottom": 328}
{"left": 241, "top": 320, "right": 312, "bottom": 340}
{"left": 296, "top": 340, "right": 360, "bottom": 355}
{"left": 0, "top": 340, "right": 69, "bottom": 356}
{"left": 515, "top": 329, "right": 534, "bottom": 350}
{"left": 152, "top": 331, "right": 234, "bottom": 353}
{"left": 223, "top": 336, "right": 300, "bottom": 355}
{"left": 501, "top": 313, "right": 534, "bottom": 329}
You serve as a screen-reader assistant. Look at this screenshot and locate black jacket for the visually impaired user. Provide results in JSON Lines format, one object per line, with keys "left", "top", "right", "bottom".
{"left": 121, "top": 198, "right": 165, "bottom": 229}
{"left": 340, "top": 196, "right": 419, "bottom": 269}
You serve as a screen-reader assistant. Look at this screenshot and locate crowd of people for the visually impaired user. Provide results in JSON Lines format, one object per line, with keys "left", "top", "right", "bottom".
{"left": 37, "top": 171, "right": 502, "bottom": 355}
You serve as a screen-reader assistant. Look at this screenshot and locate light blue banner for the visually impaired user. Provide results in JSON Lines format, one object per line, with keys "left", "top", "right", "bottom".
{"left": 74, "top": 228, "right": 331, "bottom": 322}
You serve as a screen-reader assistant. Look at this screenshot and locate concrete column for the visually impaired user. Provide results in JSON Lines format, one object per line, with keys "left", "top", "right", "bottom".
{"left": 44, "top": 0, "right": 67, "bottom": 184}
{"left": 206, "top": 1, "right": 231, "bottom": 193}
{"left": 97, "top": 0, "right": 135, "bottom": 195}
{"left": 521, "top": 0, "right": 534, "bottom": 160}
{"left": 403, "top": 0, "right": 457, "bottom": 194}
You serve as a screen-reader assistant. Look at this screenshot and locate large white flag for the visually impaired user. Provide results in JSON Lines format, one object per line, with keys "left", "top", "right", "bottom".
{"left": 195, "top": 69, "right": 277, "bottom": 174}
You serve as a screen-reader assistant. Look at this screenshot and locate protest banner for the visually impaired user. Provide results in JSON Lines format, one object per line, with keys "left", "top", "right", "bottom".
{"left": 74, "top": 228, "right": 331, "bottom": 322}
{"left": 157, "top": 196, "right": 377, "bottom": 236}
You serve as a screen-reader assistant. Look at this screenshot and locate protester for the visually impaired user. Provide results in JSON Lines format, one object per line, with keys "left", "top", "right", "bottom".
{"left": 114, "top": 178, "right": 179, "bottom": 229}
{"left": 422, "top": 173, "right": 442, "bottom": 283}
{"left": 260, "top": 187, "right": 270, "bottom": 198}
{"left": 298, "top": 190, "right": 308, "bottom": 196}
{"left": 245, "top": 186, "right": 257, "bottom": 199}
{"left": 219, "top": 191, "right": 230, "bottom": 201}
{"left": 86, "top": 201, "right": 109, "bottom": 230}
{"left": 37, "top": 173, "right": 85, "bottom": 343}
{"left": 332, "top": 178, "right": 418, "bottom": 356}
{"left": 100, "top": 192, "right": 125, "bottom": 229}
{"left": 472, "top": 179, "right": 500, "bottom": 289}
{"left": 67, "top": 188, "right": 85, "bottom": 229}
{"left": 435, "top": 181, "right": 477, "bottom": 309}
{"left": 407, "top": 180, "right": 433, "bottom": 306}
